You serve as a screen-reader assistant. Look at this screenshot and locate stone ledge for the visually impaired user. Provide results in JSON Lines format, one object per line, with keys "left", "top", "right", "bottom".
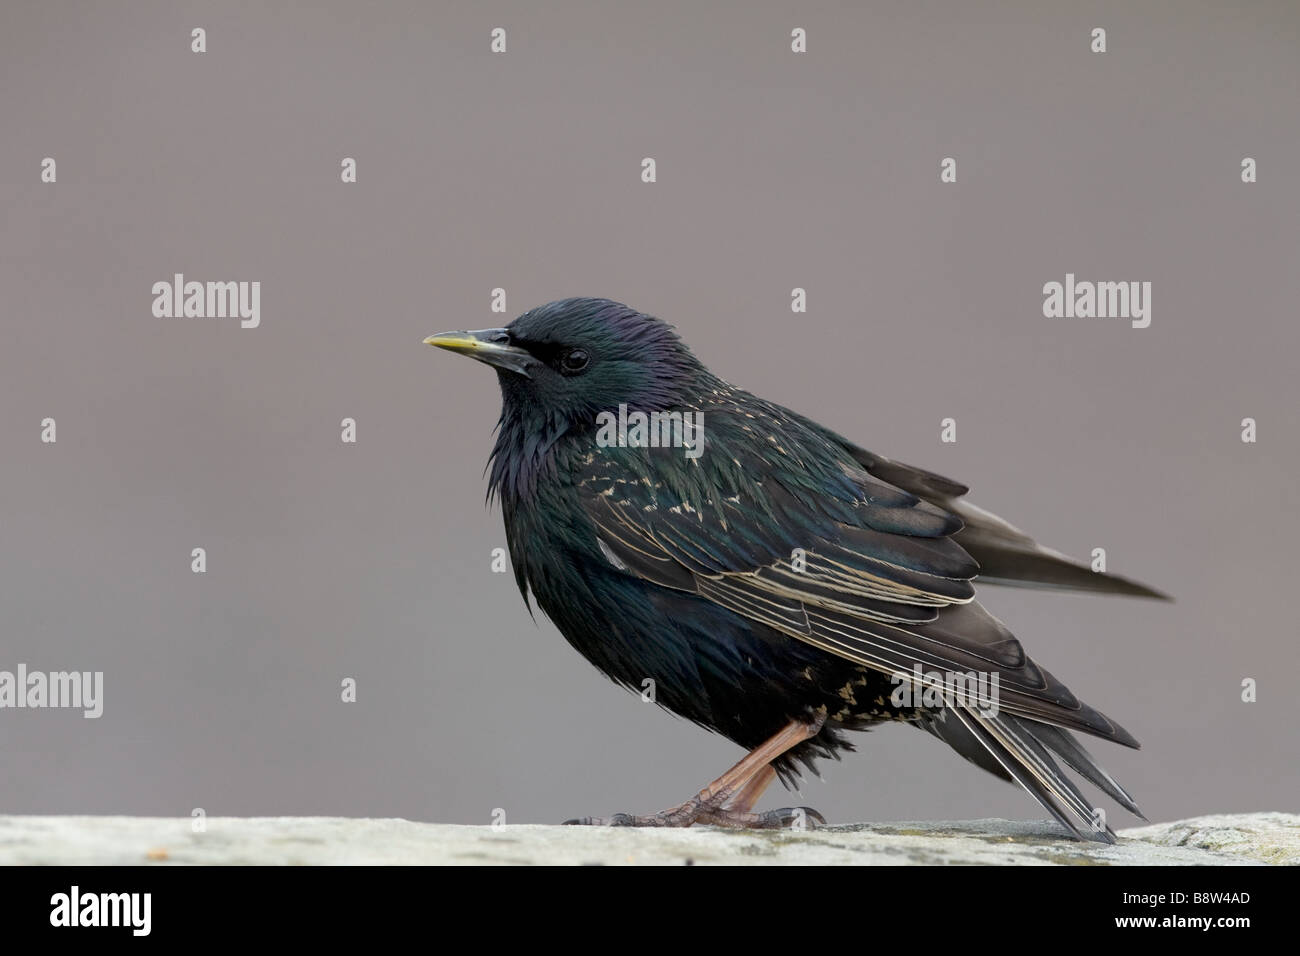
{"left": 0, "top": 813, "right": 1294, "bottom": 865}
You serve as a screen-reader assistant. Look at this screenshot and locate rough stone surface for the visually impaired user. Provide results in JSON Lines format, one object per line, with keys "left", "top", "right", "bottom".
{"left": 0, "top": 813, "right": 1293, "bottom": 865}
{"left": 1121, "top": 812, "right": 1300, "bottom": 866}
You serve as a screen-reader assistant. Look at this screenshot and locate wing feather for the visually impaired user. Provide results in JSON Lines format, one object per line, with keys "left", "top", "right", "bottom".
{"left": 579, "top": 438, "right": 1136, "bottom": 747}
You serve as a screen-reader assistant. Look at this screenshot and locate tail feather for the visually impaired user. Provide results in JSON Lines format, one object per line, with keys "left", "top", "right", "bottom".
{"left": 1031, "top": 721, "right": 1146, "bottom": 819}
{"left": 922, "top": 706, "right": 1135, "bottom": 843}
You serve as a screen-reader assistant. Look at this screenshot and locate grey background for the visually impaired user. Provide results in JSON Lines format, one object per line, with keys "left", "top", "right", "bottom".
{"left": 2, "top": 1, "right": 1296, "bottom": 826}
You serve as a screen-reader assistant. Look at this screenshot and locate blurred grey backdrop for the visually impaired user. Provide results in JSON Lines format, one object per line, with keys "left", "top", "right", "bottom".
{"left": 1, "top": 0, "right": 1297, "bottom": 826}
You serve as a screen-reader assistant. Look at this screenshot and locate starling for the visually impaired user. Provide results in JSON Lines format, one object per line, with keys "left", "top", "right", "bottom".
{"left": 425, "top": 298, "right": 1167, "bottom": 841}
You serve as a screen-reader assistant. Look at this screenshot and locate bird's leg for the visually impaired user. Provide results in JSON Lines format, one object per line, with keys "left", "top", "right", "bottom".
{"left": 691, "top": 763, "right": 826, "bottom": 829}
{"left": 697, "top": 762, "right": 826, "bottom": 829}
{"left": 566, "top": 712, "right": 827, "bottom": 829}
{"left": 726, "top": 765, "right": 777, "bottom": 814}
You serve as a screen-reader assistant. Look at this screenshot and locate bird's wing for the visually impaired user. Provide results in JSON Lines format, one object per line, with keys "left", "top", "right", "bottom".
{"left": 789, "top": 419, "right": 1169, "bottom": 600}
{"left": 575, "top": 423, "right": 1136, "bottom": 750}
{"left": 577, "top": 419, "right": 1143, "bottom": 841}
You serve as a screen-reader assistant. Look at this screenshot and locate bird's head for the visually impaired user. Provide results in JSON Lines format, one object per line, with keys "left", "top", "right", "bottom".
{"left": 424, "top": 298, "right": 705, "bottom": 427}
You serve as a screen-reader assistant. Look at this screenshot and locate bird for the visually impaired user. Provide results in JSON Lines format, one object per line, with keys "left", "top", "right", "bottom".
{"left": 424, "top": 297, "right": 1167, "bottom": 842}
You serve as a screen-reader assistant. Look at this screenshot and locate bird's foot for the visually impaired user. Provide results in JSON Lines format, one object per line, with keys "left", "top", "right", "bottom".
{"left": 564, "top": 791, "right": 825, "bottom": 830}
{"left": 564, "top": 715, "right": 828, "bottom": 830}
{"left": 563, "top": 791, "right": 722, "bottom": 828}
{"left": 697, "top": 805, "right": 825, "bottom": 830}
{"left": 563, "top": 802, "right": 824, "bottom": 830}
{"left": 564, "top": 810, "right": 691, "bottom": 827}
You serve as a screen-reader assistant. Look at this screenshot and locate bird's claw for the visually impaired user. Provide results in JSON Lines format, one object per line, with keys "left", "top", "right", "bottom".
{"left": 763, "top": 805, "right": 826, "bottom": 829}
{"left": 697, "top": 804, "right": 825, "bottom": 830}
{"left": 564, "top": 810, "right": 692, "bottom": 827}
{"left": 564, "top": 813, "right": 640, "bottom": 826}
{"left": 563, "top": 803, "right": 826, "bottom": 830}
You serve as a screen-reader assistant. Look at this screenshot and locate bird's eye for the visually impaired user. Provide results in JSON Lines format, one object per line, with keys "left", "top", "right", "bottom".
{"left": 560, "top": 348, "right": 590, "bottom": 374}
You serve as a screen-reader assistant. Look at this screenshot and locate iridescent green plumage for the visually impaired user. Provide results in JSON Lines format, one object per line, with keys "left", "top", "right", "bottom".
{"left": 428, "top": 297, "right": 1165, "bottom": 840}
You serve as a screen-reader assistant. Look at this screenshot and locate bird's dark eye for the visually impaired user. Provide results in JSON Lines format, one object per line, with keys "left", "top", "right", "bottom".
{"left": 560, "top": 348, "right": 590, "bottom": 374}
